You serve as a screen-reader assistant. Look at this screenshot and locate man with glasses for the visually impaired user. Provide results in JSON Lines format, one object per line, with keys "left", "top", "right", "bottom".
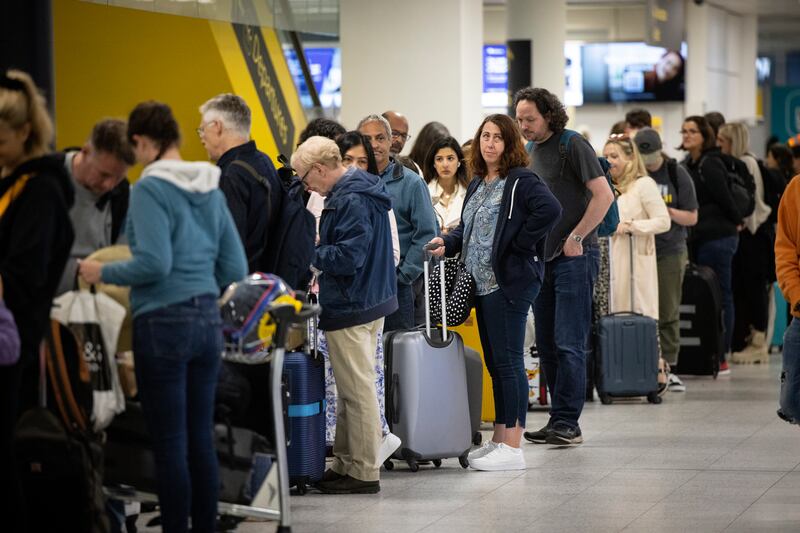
{"left": 382, "top": 110, "right": 411, "bottom": 156}
{"left": 358, "top": 114, "right": 437, "bottom": 331}
{"left": 198, "top": 93, "right": 281, "bottom": 273}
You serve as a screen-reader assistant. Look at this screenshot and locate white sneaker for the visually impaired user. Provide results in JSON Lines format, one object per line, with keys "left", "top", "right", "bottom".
{"left": 667, "top": 373, "right": 686, "bottom": 392}
{"left": 377, "top": 432, "right": 402, "bottom": 466}
{"left": 467, "top": 440, "right": 499, "bottom": 461}
{"left": 469, "top": 443, "right": 526, "bottom": 471}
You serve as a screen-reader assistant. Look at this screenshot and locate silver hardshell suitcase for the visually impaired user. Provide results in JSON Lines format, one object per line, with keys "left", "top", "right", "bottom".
{"left": 383, "top": 256, "right": 473, "bottom": 471}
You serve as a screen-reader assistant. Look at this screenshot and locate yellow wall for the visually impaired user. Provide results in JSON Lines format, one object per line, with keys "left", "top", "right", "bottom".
{"left": 53, "top": 0, "right": 305, "bottom": 171}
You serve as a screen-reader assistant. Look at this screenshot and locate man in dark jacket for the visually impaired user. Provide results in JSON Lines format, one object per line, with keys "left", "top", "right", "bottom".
{"left": 56, "top": 118, "right": 134, "bottom": 295}
{"left": 199, "top": 93, "right": 282, "bottom": 273}
{"left": 291, "top": 136, "right": 398, "bottom": 495}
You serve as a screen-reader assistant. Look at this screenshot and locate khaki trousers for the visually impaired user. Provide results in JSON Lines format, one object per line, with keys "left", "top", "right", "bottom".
{"left": 657, "top": 249, "right": 688, "bottom": 365}
{"left": 325, "top": 318, "right": 384, "bottom": 482}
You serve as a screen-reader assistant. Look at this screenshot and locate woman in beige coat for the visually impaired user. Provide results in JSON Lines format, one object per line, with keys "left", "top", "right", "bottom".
{"left": 603, "top": 135, "right": 671, "bottom": 319}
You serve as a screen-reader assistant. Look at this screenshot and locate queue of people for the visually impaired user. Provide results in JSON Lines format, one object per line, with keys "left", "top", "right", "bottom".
{"left": 1, "top": 65, "right": 798, "bottom": 533}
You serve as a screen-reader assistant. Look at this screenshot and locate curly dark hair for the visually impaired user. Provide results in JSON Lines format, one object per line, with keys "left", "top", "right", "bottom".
{"left": 127, "top": 101, "right": 180, "bottom": 156}
{"left": 422, "top": 136, "right": 468, "bottom": 188}
{"left": 512, "top": 87, "right": 568, "bottom": 132}
{"left": 297, "top": 118, "right": 346, "bottom": 145}
{"left": 470, "top": 114, "right": 529, "bottom": 178}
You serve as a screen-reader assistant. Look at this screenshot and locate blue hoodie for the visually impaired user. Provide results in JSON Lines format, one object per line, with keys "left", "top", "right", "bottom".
{"left": 314, "top": 167, "right": 398, "bottom": 331}
{"left": 102, "top": 160, "right": 247, "bottom": 317}
{"left": 443, "top": 167, "right": 562, "bottom": 302}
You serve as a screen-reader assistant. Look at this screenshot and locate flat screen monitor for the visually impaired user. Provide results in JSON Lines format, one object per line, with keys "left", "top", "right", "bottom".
{"left": 581, "top": 42, "right": 687, "bottom": 103}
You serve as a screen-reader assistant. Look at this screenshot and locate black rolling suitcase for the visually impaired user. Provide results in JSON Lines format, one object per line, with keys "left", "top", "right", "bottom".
{"left": 673, "top": 263, "right": 722, "bottom": 377}
{"left": 595, "top": 235, "right": 662, "bottom": 405}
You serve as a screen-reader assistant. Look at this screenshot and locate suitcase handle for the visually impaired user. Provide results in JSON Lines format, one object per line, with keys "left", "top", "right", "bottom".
{"left": 390, "top": 373, "right": 400, "bottom": 425}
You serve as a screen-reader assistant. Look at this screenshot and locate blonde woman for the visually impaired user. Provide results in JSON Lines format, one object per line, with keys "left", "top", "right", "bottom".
{"left": 603, "top": 135, "right": 670, "bottom": 319}
{"left": 718, "top": 122, "right": 772, "bottom": 364}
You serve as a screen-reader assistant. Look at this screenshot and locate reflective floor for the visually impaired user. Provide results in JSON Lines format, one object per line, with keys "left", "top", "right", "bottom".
{"left": 140, "top": 353, "right": 800, "bottom": 532}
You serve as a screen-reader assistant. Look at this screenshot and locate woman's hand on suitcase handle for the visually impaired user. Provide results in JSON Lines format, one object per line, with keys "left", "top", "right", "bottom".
{"left": 425, "top": 237, "right": 445, "bottom": 257}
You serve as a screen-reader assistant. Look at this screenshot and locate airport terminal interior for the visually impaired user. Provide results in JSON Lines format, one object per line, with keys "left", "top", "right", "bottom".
{"left": 3, "top": 0, "right": 800, "bottom": 532}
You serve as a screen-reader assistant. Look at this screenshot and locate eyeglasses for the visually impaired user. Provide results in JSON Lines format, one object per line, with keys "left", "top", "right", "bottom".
{"left": 300, "top": 164, "right": 316, "bottom": 186}
{"left": 196, "top": 120, "right": 218, "bottom": 138}
{"left": 391, "top": 130, "right": 411, "bottom": 141}
{"left": 680, "top": 129, "right": 700, "bottom": 135}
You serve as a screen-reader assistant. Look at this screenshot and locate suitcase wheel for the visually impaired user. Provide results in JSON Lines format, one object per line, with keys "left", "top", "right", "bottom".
{"left": 432, "top": 459, "right": 442, "bottom": 468}
{"left": 472, "top": 432, "right": 483, "bottom": 446}
{"left": 647, "top": 392, "right": 662, "bottom": 404}
{"left": 458, "top": 452, "right": 469, "bottom": 469}
{"left": 407, "top": 459, "right": 419, "bottom": 472}
{"left": 383, "top": 459, "right": 394, "bottom": 471}
{"left": 599, "top": 393, "right": 613, "bottom": 405}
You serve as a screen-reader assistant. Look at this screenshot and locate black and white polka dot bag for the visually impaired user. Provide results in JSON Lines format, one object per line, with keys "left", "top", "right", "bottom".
{"left": 429, "top": 258, "right": 475, "bottom": 327}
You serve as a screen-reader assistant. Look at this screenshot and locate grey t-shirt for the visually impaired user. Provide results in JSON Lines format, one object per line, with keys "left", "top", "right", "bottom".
{"left": 649, "top": 157, "right": 698, "bottom": 257}
{"left": 530, "top": 131, "right": 604, "bottom": 261}
{"left": 56, "top": 151, "right": 114, "bottom": 295}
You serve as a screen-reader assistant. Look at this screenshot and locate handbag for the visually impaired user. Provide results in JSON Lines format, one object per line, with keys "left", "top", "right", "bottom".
{"left": 429, "top": 182, "right": 497, "bottom": 327}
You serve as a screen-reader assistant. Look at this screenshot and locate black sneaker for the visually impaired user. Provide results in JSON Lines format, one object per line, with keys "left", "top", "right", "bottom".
{"left": 545, "top": 425, "right": 583, "bottom": 445}
{"left": 523, "top": 423, "right": 552, "bottom": 444}
{"left": 317, "top": 475, "right": 380, "bottom": 495}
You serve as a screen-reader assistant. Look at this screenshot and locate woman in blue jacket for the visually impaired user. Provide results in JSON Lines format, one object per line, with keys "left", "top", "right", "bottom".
{"left": 429, "top": 114, "right": 561, "bottom": 471}
{"left": 80, "top": 101, "right": 247, "bottom": 533}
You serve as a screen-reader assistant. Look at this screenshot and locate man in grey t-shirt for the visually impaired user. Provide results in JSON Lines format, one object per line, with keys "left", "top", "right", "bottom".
{"left": 635, "top": 127, "right": 698, "bottom": 390}
{"left": 515, "top": 88, "right": 614, "bottom": 446}
{"left": 56, "top": 119, "right": 134, "bottom": 295}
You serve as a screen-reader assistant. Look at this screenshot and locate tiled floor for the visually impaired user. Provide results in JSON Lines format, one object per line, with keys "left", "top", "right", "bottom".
{"left": 140, "top": 353, "right": 800, "bottom": 532}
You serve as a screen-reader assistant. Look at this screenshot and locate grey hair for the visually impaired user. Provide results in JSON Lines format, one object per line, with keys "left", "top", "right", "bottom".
{"left": 357, "top": 114, "right": 392, "bottom": 139}
{"left": 199, "top": 93, "right": 251, "bottom": 138}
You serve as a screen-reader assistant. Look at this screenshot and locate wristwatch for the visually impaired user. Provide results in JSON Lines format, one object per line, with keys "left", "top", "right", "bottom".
{"left": 570, "top": 233, "right": 583, "bottom": 244}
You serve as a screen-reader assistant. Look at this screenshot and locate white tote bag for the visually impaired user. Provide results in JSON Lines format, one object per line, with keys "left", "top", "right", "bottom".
{"left": 51, "top": 289, "right": 126, "bottom": 431}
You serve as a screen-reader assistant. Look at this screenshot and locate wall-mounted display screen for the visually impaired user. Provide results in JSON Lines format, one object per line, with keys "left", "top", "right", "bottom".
{"left": 581, "top": 42, "right": 687, "bottom": 103}
{"left": 284, "top": 46, "right": 341, "bottom": 110}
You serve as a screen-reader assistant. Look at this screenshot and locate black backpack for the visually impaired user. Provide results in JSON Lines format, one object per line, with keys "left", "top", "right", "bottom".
{"left": 757, "top": 159, "right": 787, "bottom": 224}
{"left": 232, "top": 159, "right": 316, "bottom": 290}
{"left": 700, "top": 152, "right": 756, "bottom": 219}
{"left": 15, "top": 322, "right": 109, "bottom": 533}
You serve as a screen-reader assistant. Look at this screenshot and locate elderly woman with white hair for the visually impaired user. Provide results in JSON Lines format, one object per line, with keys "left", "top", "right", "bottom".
{"left": 291, "top": 136, "right": 398, "bottom": 495}
{"left": 717, "top": 122, "right": 773, "bottom": 364}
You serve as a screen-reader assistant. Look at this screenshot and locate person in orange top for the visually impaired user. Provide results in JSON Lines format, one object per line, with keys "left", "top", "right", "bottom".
{"left": 775, "top": 174, "right": 800, "bottom": 424}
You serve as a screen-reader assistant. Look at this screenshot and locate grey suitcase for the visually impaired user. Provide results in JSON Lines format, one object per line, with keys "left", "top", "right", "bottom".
{"left": 464, "top": 347, "right": 483, "bottom": 446}
{"left": 384, "top": 256, "right": 473, "bottom": 471}
{"left": 595, "top": 234, "right": 662, "bottom": 405}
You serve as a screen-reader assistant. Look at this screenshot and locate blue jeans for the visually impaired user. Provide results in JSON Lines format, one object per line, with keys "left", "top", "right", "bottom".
{"left": 780, "top": 318, "right": 800, "bottom": 424}
{"left": 384, "top": 281, "right": 414, "bottom": 332}
{"left": 475, "top": 281, "right": 540, "bottom": 428}
{"left": 534, "top": 246, "right": 600, "bottom": 429}
{"left": 695, "top": 235, "right": 738, "bottom": 358}
{"left": 133, "top": 294, "right": 222, "bottom": 533}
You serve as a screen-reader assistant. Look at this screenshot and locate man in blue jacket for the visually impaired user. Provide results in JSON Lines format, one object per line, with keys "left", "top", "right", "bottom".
{"left": 291, "top": 136, "right": 398, "bottom": 494}
{"left": 358, "top": 114, "right": 437, "bottom": 331}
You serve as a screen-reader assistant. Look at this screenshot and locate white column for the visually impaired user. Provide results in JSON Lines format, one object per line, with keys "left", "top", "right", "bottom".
{"left": 340, "top": 0, "right": 483, "bottom": 144}
{"left": 685, "top": 2, "right": 757, "bottom": 121}
{"left": 506, "top": 0, "right": 566, "bottom": 100}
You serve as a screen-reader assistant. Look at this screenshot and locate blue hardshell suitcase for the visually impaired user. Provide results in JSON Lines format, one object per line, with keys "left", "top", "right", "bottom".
{"left": 595, "top": 235, "right": 662, "bottom": 404}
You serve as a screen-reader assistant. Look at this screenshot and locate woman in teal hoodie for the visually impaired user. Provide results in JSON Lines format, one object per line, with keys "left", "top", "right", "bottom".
{"left": 80, "top": 101, "right": 247, "bottom": 533}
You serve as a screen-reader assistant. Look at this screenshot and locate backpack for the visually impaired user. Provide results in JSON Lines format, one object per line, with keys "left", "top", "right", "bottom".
{"left": 757, "top": 158, "right": 787, "bottom": 224}
{"left": 701, "top": 152, "right": 756, "bottom": 219}
{"left": 557, "top": 130, "right": 620, "bottom": 237}
{"left": 231, "top": 159, "right": 316, "bottom": 290}
{"left": 15, "top": 322, "right": 109, "bottom": 533}
{"left": 666, "top": 158, "right": 679, "bottom": 197}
